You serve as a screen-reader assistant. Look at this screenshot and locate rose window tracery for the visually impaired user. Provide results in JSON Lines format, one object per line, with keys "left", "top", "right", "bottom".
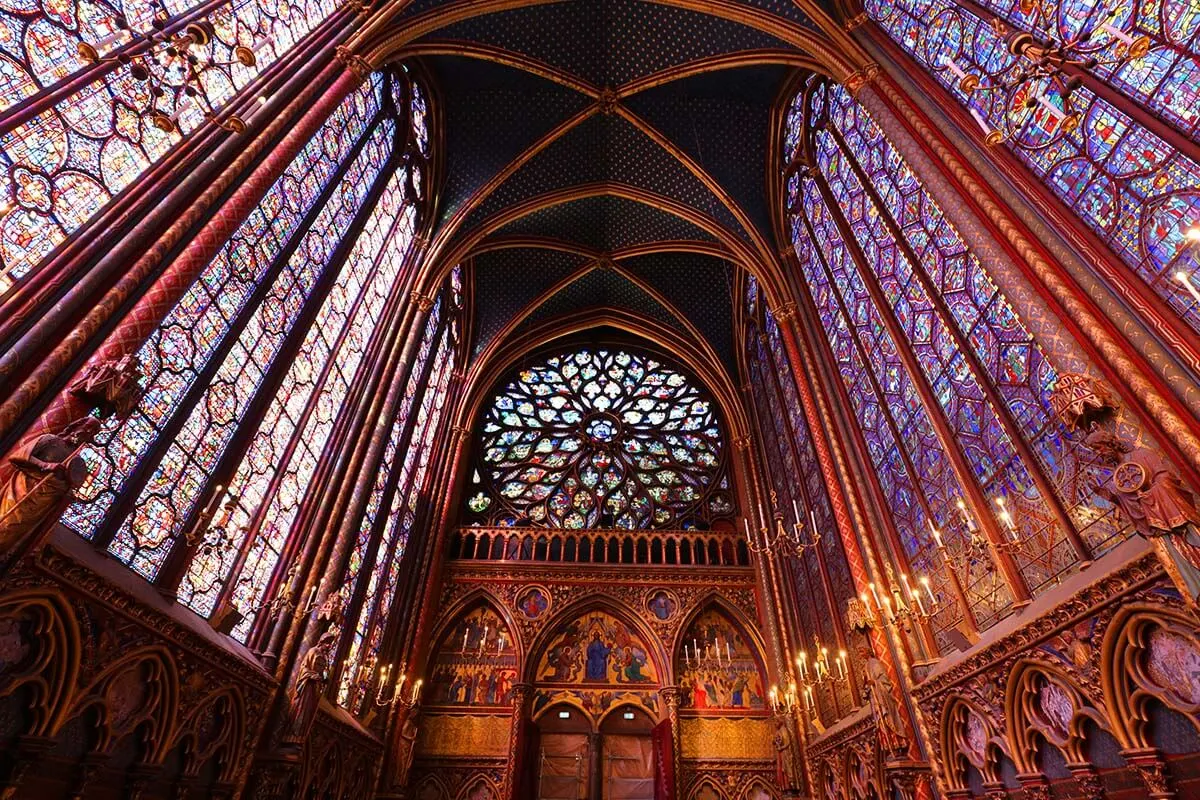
{"left": 466, "top": 348, "right": 732, "bottom": 529}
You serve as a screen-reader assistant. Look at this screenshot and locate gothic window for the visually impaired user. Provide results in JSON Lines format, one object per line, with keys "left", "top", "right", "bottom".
{"left": 783, "top": 79, "right": 1128, "bottom": 638}
{"left": 466, "top": 348, "right": 732, "bottom": 530}
{"left": 743, "top": 289, "right": 858, "bottom": 720}
{"left": 61, "top": 69, "right": 431, "bottom": 643}
{"left": 0, "top": 0, "right": 343, "bottom": 294}
{"left": 339, "top": 279, "right": 463, "bottom": 710}
{"left": 862, "top": 0, "right": 1200, "bottom": 333}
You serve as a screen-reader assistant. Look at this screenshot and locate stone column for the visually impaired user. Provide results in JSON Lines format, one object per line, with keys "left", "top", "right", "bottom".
{"left": 507, "top": 683, "right": 534, "bottom": 800}
{"left": 659, "top": 685, "right": 682, "bottom": 798}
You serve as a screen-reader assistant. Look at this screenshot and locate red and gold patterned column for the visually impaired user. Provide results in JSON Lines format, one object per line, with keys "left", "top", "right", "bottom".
{"left": 0, "top": 51, "right": 372, "bottom": 450}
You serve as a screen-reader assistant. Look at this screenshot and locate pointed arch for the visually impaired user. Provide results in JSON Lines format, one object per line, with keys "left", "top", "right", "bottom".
{"left": 1005, "top": 658, "right": 1112, "bottom": 772}
{"left": 1102, "top": 603, "right": 1200, "bottom": 750}
{"left": 424, "top": 590, "right": 522, "bottom": 709}
{"left": 63, "top": 645, "right": 180, "bottom": 763}
{"left": 940, "top": 694, "right": 1007, "bottom": 790}
{"left": 456, "top": 774, "right": 501, "bottom": 800}
{"left": 0, "top": 590, "right": 81, "bottom": 738}
{"left": 524, "top": 594, "right": 670, "bottom": 687}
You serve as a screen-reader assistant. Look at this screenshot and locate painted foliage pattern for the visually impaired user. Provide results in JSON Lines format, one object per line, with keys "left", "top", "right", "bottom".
{"left": 428, "top": 606, "right": 518, "bottom": 708}
{"left": 0, "top": 0, "right": 343, "bottom": 294}
{"left": 470, "top": 349, "right": 730, "bottom": 530}
{"left": 865, "top": 0, "right": 1200, "bottom": 331}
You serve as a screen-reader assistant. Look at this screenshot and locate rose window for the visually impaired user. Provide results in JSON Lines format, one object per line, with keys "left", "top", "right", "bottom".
{"left": 466, "top": 348, "right": 732, "bottom": 529}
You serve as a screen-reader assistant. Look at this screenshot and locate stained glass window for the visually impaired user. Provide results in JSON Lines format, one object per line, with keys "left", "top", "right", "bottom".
{"left": 863, "top": 0, "right": 1200, "bottom": 334}
{"left": 467, "top": 348, "right": 732, "bottom": 530}
{"left": 782, "top": 79, "right": 1129, "bottom": 637}
{"left": 65, "top": 75, "right": 387, "bottom": 554}
{"left": 338, "top": 294, "right": 448, "bottom": 710}
{"left": 0, "top": 0, "right": 343, "bottom": 294}
{"left": 60, "top": 70, "right": 434, "bottom": 647}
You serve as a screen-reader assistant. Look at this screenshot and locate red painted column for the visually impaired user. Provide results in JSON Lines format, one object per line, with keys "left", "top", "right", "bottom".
{"left": 772, "top": 307, "right": 918, "bottom": 745}
{"left": 0, "top": 54, "right": 370, "bottom": 447}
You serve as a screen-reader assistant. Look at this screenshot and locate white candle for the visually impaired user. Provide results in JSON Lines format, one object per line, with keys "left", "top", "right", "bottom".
{"left": 1175, "top": 271, "right": 1200, "bottom": 308}
{"left": 920, "top": 576, "right": 936, "bottom": 608}
{"left": 726, "top": 641, "right": 732, "bottom": 662}
{"left": 869, "top": 582, "right": 882, "bottom": 608}
{"left": 929, "top": 519, "right": 944, "bottom": 549}
{"left": 684, "top": 645, "right": 691, "bottom": 667}
{"left": 792, "top": 498, "right": 802, "bottom": 524}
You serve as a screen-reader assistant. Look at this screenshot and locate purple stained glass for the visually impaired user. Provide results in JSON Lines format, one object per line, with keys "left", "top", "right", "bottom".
{"left": 865, "top": 0, "right": 1200, "bottom": 336}
{"left": 0, "top": 0, "right": 345, "bottom": 294}
{"left": 64, "top": 78, "right": 383, "bottom": 553}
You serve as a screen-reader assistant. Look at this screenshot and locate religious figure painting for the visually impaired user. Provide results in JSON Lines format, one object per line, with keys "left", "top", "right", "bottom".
{"left": 537, "top": 611, "right": 657, "bottom": 686}
{"left": 646, "top": 590, "right": 678, "bottom": 621}
{"left": 677, "top": 608, "right": 767, "bottom": 714}
{"left": 427, "top": 605, "right": 518, "bottom": 708}
{"left": 517, "top": 586, "right": 550, "bottom": 620}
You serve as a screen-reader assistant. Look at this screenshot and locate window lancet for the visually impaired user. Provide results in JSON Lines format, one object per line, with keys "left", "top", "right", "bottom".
{"left": 466, "top": 348, "right": 733, "bottom": 530}
{"left": 782, "top": 79, "right": 1130, "bottom": 640}
{"left": 861, "top": 0, "right": 1200, "bottom": 334}
{"left": 60, "top": 69, "right": 433, "bottom": 644}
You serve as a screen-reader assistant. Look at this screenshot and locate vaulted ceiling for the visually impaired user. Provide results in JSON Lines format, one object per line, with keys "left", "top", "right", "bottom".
{"left": 368, "top": 0, "right": 857, "bottom": 378}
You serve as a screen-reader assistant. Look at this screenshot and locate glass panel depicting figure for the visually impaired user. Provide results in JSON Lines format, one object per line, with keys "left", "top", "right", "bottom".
{"left": 0, "top": 0, "right": 344, "bottom": 293}
{"left": 64, "top": 75, "right": 385, "bottom": 562}
{"left": 864, "top": 0, "right": 1200, "bottom": 334}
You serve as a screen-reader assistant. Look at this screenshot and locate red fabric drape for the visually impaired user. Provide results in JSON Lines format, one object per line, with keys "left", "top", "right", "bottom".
{"left": 651, "top": 719, "right": 674, "bottom": 800}
{"left": 516, "top": 719, "right": 540, "bottom": 800}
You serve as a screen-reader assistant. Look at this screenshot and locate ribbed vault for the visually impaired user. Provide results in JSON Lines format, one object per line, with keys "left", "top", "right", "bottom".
{"left": 346, "top": 0, "right": 873, "bottom": 384}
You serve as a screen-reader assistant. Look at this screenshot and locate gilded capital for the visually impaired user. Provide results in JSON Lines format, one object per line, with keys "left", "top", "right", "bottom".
{"left": 335, "top": 45, "right": 373, "bottom": 79}
{"left": 845, "top": 63, "right": 881, "bottom": 97}
{"left": 843, "top": 12, "right": 869, "bottom": 30}
{"left": 770, "top": 302, "right": 798, "bottom": 323}
{"left": 410, "top": 291, "right": 435, "bottom": 312}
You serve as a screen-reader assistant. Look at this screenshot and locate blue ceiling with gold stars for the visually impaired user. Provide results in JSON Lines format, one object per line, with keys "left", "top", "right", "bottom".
{"left": 395, "top": 0, "right": 829, "bottom": 381}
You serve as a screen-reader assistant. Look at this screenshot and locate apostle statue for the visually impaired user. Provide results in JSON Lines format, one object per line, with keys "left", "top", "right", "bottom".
{"left": 859, "top": 647, "right": 907, "bottom": 757}
{"left": 1087, "top": 428, "right": 1200, "bottom": 595}
{"left": 0, "top": 416, "right": 100, "bottom": 558}
{"left": 773, "top": 715, "right": 801, "bottom": 789}
{"left": 286, "top": 631, "right": 337, "bottom": 745}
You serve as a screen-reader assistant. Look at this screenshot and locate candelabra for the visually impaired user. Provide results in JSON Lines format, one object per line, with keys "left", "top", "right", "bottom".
{"left": 77, "top": 5, "right": 272, "bottom": 134}
{"left": 928, "top": 498, "right": 997, "bottom": 572}
{"left": 682, "top": 636, "right": 733, "bottom": 669}
{"left": 777, "top": 636, "right": 850, "bottom": 717}
{"left": 374, "top": 663, "right": 423, "bottom": 707}
{"left": 939, "top": 2, "right": 1151, "bottom": 148}
{"left": 744, "top": 499, "right": 821, "bottom": 559}
{"left": 184, "top": 484, "right": 242, "bottom": 555}
{"left": 855, "top": 570, "right": 938, "bottom": 632}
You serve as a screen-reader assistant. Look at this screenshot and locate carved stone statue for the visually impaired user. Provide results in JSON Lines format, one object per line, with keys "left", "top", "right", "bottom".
{"left": 0, "top": 416, "right": 101, "bottom": 557}
{"left": 859, "top": 647, "right": 907, "bottom": 757}
{"left": 773, "top": 716, "right": 801, "bottom": 789}
{"left": 392, "top": 703, "right": 420, "bottom": 786}
{"left": 68, "top": 354, "right": 143, "bottom": 419}
{"left": 285, "top": 631, "right": 337, "bottom": 744}
{"left": 1087, "top": 429, "right": 1200, "bottom": 574}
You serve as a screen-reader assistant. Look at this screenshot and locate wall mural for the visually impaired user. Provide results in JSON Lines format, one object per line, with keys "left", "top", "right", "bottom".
{"left": 677, "top": 608, "right": 768, "bottom": 714}
{"left": 428, "top": 605, "right": 518, "bottom": 708}
{"left": 537, "top": 610, "right": 659, "bottom": 686}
